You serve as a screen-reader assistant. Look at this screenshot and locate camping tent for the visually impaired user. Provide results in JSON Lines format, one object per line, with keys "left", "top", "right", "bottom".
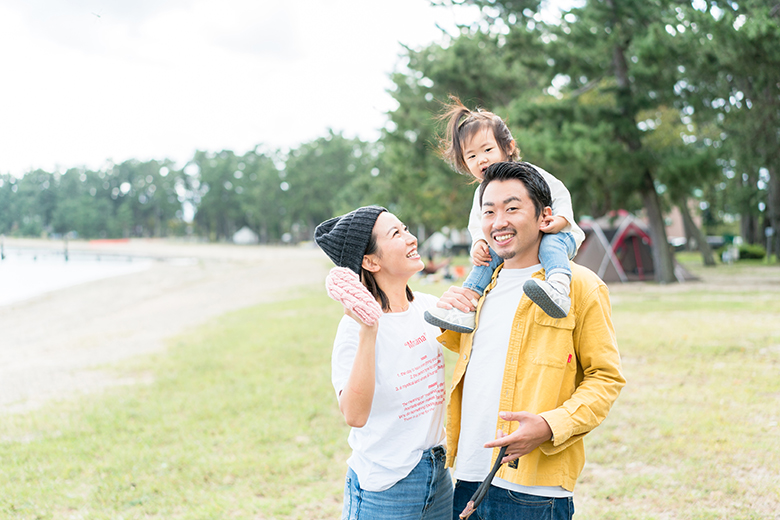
{"left": 574, "top": 211, "right": 696, "bottom": 283}
{"left": 232, "top": 226, "right": 259, "bottom": 245}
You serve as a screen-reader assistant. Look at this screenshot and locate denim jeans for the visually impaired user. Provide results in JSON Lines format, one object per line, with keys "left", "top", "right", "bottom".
{"left": 462, "top": 246, "right": 503, "bottom": 296}
{"left": 462, "top": 232, "right": 576, "bottom": 296}
{"left": 452, "top": 480, "right": 574, "bottom": 520}
{"left": 539, "top": 232, "right": 576, "bottom": 279}
{"left": 341, "top": 445, "right": 453, "bottom": 520}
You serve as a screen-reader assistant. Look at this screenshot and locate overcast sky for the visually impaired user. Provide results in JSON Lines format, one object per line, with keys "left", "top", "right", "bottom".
{"left": 0, "top": 0, "right": 480, "bottom": 177}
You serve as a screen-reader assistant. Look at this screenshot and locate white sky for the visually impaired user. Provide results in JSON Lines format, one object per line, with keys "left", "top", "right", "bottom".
{"left": 0, "top": 0, "right": 480, "bottom": 177}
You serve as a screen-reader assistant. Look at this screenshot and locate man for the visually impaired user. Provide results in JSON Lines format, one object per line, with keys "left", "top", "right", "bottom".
{"left": 435, "top": 161, "right": 626, "bottom": 520}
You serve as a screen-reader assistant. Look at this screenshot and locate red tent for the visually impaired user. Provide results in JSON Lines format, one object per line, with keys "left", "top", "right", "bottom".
{"left": 574, "top": 211, "right": 695, "bottom": 283}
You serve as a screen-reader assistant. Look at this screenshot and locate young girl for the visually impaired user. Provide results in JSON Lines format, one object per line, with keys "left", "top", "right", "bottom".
{"left": 315, "top": 206, "right": 452, "bottom": 520}
{"left": 424, "top": 98, "right": 585, "bottom": 333}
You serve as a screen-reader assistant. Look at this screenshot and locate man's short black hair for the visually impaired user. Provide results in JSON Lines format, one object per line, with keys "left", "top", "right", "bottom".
{"left": 479, "top": 162, "right": 552, "bottom": 218}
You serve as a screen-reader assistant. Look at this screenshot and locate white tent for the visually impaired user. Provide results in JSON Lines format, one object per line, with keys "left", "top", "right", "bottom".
{"left": 232, "top": 226, "right": 259, "bottom": 245}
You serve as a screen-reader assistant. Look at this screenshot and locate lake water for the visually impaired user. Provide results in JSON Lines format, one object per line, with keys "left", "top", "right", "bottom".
{"left": 0, "top": 248, "right": 154, "bottom": 307}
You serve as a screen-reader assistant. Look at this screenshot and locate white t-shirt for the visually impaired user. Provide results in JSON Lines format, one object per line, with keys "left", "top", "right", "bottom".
{"left": 332, "top": 292, "right": 446, "bottom": 492}
{"left": 454, "top": 265, "right": 573, "bottom": 498}
{"left": 468, "top": 162, "right": 585, "bottom": 252}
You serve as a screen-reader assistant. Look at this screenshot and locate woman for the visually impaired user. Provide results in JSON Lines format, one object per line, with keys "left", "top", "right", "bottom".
{"left": 315, "top": 206, "right": 452, "bottom": 520}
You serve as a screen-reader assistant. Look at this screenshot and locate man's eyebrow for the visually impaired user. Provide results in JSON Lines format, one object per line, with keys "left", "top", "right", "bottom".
{"left": 482, "top": 195, "right": 521, "bottom": 208}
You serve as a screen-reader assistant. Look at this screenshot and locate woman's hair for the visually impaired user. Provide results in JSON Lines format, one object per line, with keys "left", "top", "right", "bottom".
{"left": 360, "top": 230, "right": 414, "bottom": 312}
{"left": 437, "top": 95, "right": 520, "bottom": 176}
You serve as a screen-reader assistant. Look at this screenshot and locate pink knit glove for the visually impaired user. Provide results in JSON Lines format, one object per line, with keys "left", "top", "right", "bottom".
{"left": 325, "top": 267, "right": 383, "bottom": 326}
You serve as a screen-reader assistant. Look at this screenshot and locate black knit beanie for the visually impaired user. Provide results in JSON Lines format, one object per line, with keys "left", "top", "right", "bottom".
{"left": 314, "top": 206, "right": 387, "bottom": 274}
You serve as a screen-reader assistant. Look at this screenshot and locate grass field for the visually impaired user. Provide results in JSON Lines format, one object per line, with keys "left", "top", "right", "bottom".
{"left": 2, "top": 257, "right": 779, "bottom": 519}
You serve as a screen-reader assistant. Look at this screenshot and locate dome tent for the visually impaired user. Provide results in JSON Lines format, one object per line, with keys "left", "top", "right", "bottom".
{"left": 574, "top": 211, "right": 696, "bottom": 283}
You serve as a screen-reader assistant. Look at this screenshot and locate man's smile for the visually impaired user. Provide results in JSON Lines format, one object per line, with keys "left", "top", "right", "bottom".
{"left": 492, "top": 229, "right": 516, "bottom": 245}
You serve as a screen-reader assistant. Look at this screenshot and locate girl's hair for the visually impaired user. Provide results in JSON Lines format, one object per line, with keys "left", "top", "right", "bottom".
{"left": 360, "top": 230, "right": 414, "bottom": 312}
{"left": 438, "top": 95, "right": 520, "bottom": 176}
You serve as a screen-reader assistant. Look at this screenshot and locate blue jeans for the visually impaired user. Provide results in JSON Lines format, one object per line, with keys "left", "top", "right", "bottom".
{"left": 342, "top": 445, "right": 453, "bottom": 520}
{"left": 452, "top": 480, "right": 574, "bottom": 520}
{"left": 462, "top": 232, "right": 576, "bottom": 296}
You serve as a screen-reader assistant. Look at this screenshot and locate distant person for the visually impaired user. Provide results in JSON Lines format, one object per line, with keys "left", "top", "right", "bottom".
{"left": 315, "top": 206, "right": 452, "bottom": 520}
{"left": 435, "top": 162, "right": 625, "bottom": 520}
{"left": 422, "top": 252, "right": 451, "bottom": 276}
{"left": 424, "top": 97, "right": 585, "bottom": 334}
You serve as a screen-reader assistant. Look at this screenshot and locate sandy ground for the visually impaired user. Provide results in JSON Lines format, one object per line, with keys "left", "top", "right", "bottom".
{"left": 0, "top": 238, "right": 331, "bottom": 414}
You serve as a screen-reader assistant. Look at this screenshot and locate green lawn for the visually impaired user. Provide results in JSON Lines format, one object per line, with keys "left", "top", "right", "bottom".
{"left": 2, "top": 259, "right": 779, "bottom": 519}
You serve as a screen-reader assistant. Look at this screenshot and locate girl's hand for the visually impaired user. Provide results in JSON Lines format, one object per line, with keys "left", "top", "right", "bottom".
{"left": 471, "top": 240, "right": 492, "bottom": 267}
{"left": 540, "top": 215, "right": 568, "bottom": 234}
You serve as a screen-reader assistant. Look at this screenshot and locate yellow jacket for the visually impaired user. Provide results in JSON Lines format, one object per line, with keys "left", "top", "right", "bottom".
{"left": 438, "top": 262, "right": 625, "bottom": 492}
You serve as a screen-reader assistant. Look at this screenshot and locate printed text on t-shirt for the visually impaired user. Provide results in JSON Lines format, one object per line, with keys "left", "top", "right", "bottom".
{"left": 395, "top": 352, "right": 444, "bottom": 389}
{"left": 404, "top": 333, "right": 427, "bottom": 349}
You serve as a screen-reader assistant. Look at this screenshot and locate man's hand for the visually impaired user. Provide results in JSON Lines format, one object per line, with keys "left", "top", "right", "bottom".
{"left": 483, "top": 411, "right": 553, "bottom": 463}
{"left": 436, "top": 286, "right": 479, "bottom": 313}
{"left": 540, "top": 215, "right": 568, "bottom": 235}
{"left": 471, "top": 240, "right": 492, "bottom": 267}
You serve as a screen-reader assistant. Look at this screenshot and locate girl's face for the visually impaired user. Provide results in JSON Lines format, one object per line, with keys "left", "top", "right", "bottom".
{"left": 462, "top": 126, "right": 513, "bottom": 181}
{"left": 366, "top": 212, "right": 423, "bottom": 279}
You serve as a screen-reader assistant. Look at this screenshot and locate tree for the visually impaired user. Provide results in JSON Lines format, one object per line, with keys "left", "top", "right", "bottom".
{"left": 236, "top": 148, "right": 287, "bottom": 243}
{"left": 671, "top": 0, "right": 780, "bottom": 253}
{"left": 110, "top": 159, "right": 184, "bottom": 237}
{"left": 189, "top": 150, "right": 251, "bottom": 241}
{"left": 381, "top": 30, "right": 539, "bottom": 235}
{"left": 282, "top": 131, "right": 378, "bottom": 241}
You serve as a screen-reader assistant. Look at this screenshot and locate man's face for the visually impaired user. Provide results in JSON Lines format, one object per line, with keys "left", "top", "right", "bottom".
{"left": 481, "top": 179, "right": 547, "bottom": 269}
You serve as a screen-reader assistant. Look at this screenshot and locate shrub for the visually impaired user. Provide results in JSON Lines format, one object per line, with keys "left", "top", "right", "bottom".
{"left": 716, "top": 243, "right": 766, "bottom": 262}
{"left": 738, "top": 243, "right": 767, "bottom": 260}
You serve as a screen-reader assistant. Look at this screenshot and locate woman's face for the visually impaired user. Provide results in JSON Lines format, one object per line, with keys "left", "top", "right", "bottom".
{"left": 367, "top": 212, "right": 423, "bottom": 278}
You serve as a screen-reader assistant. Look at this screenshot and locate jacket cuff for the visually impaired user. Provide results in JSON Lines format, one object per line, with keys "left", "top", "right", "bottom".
{"left": 539, "top": 408, "right": 586, "bottom": 456}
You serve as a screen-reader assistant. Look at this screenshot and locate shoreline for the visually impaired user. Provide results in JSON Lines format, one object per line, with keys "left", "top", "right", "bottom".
{"left": 0, "top": 238, "right": 330, "bottom": 414}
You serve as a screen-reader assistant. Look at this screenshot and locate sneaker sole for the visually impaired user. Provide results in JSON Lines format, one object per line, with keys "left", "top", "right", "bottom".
{"left": 423, "top": 311, "right": 475, "bottom": 334}
{"left": 523, "top": 283, "right": 567, "bottom": 319}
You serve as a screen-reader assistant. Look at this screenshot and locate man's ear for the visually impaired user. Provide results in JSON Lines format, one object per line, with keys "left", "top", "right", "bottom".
{"left": 362, "top": 254, "right": 380, "bottom": 273}
{"left": 538, "top": 206, "right": 553, "bottom": 229}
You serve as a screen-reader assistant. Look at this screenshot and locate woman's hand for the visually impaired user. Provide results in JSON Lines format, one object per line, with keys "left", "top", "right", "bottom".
{"left": 344, "top": 307, "right": 379, "bottom": 332}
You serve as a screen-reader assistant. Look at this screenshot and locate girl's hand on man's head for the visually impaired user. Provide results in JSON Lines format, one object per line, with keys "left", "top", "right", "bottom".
{"left": 540, "top": 215, "right": 568, "bottom": 234}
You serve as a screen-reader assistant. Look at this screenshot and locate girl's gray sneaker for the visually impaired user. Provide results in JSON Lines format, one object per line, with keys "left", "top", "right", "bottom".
{"left": 424, "top": 307, "right": 476, "bottom": 333}
{"left": 522, "top": 278, "right": 571, "bottom": 319}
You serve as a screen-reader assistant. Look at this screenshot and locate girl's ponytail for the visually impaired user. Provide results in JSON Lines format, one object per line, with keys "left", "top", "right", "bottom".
{"left": 436, "top": 95, "right": 520, "bottom": 176}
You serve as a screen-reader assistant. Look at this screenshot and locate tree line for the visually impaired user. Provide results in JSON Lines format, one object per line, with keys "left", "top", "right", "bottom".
{"left": 1, "top": 0, "right": 777, "bottom": 283}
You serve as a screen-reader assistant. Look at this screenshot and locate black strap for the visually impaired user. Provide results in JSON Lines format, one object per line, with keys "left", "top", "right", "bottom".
{"left": 458, "top": 445, "right": 507, "bottom": 519}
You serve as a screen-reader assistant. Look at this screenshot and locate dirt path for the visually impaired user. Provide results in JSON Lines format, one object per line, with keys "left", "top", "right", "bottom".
{"left": 0, "top": 239, "right": 330, "bottom": 414}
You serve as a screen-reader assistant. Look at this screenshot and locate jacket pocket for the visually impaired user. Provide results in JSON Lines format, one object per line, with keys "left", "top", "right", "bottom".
{"left": 529, "top": 309, "right": 575, "bottom": 369}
